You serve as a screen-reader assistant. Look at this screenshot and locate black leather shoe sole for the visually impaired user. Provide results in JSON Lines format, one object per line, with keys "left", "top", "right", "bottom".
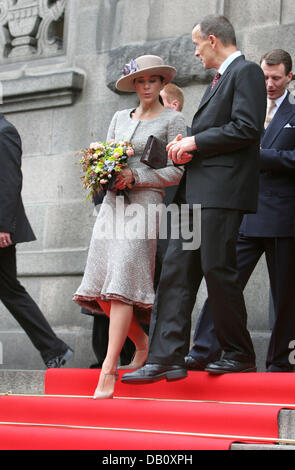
{"left": 121, "top": 368, "right": 187, "bottom": 384}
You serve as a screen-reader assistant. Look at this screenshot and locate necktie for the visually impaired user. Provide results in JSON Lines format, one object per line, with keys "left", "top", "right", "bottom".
{"left": 211, "top": 72, "right": 221, "bottom": 89}
{"left": 264, "top": 99, "right": 276, "bottom": 128}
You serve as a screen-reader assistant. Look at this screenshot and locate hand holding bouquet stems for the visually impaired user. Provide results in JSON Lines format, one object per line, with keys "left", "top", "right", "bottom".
{"left": 77, "top": 139, "right": 135, "bottom": 200}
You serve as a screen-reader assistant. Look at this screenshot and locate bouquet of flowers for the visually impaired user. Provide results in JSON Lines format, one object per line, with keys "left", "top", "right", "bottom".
{"left": 78, "top": 139, "right": 135, "bottom": 200}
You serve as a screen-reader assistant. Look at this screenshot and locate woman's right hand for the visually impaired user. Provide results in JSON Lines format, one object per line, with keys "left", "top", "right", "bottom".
{"left": 114, "top": 168, "right": 135, "bottom": 189}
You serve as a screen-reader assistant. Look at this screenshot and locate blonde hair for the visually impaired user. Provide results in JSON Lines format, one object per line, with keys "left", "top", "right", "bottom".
{"left": 163, "top": 83, "right": 184, "bottom": 111}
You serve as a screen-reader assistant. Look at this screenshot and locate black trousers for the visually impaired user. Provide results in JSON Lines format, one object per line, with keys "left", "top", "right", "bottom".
{"left": 147, "top": 203, "right": 255, "bottom": 366}
{"left": 0, "top": 245, "right": 68, "bottom": 363}
{"left": 190, "top": 235, "right": 295, "bottom": 370}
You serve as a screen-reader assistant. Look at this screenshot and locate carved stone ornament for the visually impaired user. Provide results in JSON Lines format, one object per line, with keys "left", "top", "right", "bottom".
{"left": 0, "top": 0, "right": 66, "bottom": 60}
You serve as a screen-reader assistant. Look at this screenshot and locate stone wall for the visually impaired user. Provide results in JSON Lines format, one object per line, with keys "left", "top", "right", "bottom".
{"left": 0, "top": 0, "right": 294, "bottom": 370}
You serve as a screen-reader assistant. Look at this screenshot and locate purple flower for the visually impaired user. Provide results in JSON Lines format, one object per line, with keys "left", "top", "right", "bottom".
{"left": 122, "top": 59, "right": 139, "bottom": 76}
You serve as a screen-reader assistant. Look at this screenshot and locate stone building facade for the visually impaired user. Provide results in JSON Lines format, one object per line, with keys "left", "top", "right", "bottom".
{"left": 0, "top": 0, "right": 294, "bottom": 370}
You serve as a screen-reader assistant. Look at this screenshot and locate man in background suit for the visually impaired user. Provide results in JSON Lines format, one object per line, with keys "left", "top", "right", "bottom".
{"left": 159, "top": 83, "right": 191, "bottom": 204}
{"left": 0, "top": 113, "right": 73, "bottom": 368}
{"left": 186, "top": 49, "right": 295, "bottom": 373}
{"left": 153, "top": 84, "right": 189, "bottom": 288}
{"left": 122, "top": 15, "right": 267, "bottom": 384}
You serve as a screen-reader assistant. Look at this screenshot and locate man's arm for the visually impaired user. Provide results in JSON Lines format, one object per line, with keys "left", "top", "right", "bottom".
{"left": 0, "top": 125, "right": 22, "bottom": 234}
{"left": 260, "top": 146, "right": 295, "bottom": 172}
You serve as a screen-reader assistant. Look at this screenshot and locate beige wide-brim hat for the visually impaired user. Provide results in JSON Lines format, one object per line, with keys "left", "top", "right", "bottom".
{"left": 116, "top": 55, "right": 176, "bottom": 92}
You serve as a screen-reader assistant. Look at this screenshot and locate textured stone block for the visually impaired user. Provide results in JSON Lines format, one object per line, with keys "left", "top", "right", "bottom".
{"left": 43, "top": 202, "right": 95, "bottom": 250}
{"left": 0, "top": 329, "right": 93, "bottom": 370}
{"left": 281, "top": 0, "right": 295, "bottom": 24}
{"left": 107, "top": 35, "right": 214, "bottom": 94}
{"left": 240, "top": 24, "right": 295, "bottom": 63}
{"left": 99, "top": 0, "right": 221, "bottom": 49}
{"left": 231, "top": 444, "right": 295, "bottom": 450}
{"left": 225, "top": 0, "right": 281, "bottom": 29}
{"left": 69, "top": 4, "right": 101, "bottom": 57}
{"left": 0, "top": 370, "right": 45, "bottom": 395}
{"left": 279, "top": 410, "right": 295, "bottom": 442}
{"left": 20, "top": 152, "right": 90, "bottom": 204}
{"left": 16, "top": 249, "right": 89, "bottom": 276}
{"left": 8, "top": 108, "right": 54, "bottom": 157}
{"left": 145, "top": 0, "right": 222, "bottom": 41}
{"left": 36, "top": 275, "right": 94, "bottom": 328}
{"left": 50, "top": 102, "right": 122, "bottom": 154}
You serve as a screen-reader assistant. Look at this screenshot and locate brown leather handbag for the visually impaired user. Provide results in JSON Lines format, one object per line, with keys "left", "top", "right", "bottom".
{"left": 140, "top": 135, "right": 168, "bottom": 169}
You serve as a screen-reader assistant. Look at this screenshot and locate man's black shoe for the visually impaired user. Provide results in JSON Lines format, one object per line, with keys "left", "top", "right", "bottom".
{"left": 121, "top": 363, "right": 187, "bottom": 384}
{"left": 184, "top": 355, "right": 206, "bottom": 371}
{"left": 205, "top": 359, "right": 256, "bottom": 375}
{"left": 45, "top": 347, "right": 74, "bottom": 368}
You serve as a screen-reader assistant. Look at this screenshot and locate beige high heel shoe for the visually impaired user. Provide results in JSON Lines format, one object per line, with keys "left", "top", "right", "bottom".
{"left": 119, "top": 349, "right": 148, "bottom": 370}
{"left": 93, "top": 370, "right": 119, "bottom": 399}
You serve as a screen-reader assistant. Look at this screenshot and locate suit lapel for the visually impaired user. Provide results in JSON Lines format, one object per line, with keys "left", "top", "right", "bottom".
{"left": 197, "top": 83, "right": 211, "bottom": 110}
{"left": 195, "top": 55, "right": 245, "bottom": 115}
{"left": 262, "top": 92, "right": 295, "bottom": 148}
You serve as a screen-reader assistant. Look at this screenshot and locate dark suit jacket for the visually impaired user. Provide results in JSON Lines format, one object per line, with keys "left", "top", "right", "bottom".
{"left": 240, "top": 91, "right": 295, "bottom": 237}
{"left": 0, "top": 114, "right": 35, "bottom": 244}
{"left": 184, "top": 55, "right": 267, "bottom": 213}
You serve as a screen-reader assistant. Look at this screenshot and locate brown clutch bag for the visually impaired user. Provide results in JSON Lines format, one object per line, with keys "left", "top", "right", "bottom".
{"left": 140, "top": 135, "right": 168, "bottom": 169}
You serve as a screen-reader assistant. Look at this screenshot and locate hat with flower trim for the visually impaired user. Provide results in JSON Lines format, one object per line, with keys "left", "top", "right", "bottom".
{"left": 116, "top": 55, "right": 176, "bottom": 92}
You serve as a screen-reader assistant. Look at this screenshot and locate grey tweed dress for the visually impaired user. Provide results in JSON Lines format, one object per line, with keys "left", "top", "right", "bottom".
{"left": 73, "top": 107, "right": 186, "bottom": 321}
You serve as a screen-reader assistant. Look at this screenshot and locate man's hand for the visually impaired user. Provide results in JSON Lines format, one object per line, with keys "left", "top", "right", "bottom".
{"left": 0, "top": 232, "right": 12, "bottom": 248}
{"left": 167, "top": 134, "right": 197, "bottom": 164}
{"left": 114, "top": 168, "right": 134, "bottom": 190}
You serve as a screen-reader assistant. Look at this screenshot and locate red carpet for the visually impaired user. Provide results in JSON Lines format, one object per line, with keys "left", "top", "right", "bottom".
{"left": 45, "top": 368, "right": 295, "bottom": 404}
{"left": 0, "top": 369, "right": 295, "bottom": 450}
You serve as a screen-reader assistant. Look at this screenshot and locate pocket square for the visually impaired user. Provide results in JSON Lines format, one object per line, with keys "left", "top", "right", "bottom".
{"left": 284, "top": 123, "right": 295, "bottom": 128}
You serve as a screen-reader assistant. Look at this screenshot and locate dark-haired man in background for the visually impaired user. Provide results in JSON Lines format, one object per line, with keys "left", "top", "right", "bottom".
{"left": 122, "top": 15, "right": 267, "bottom": 384}
{"left": 186, "top": 49, "right": 295, "bottom": 373}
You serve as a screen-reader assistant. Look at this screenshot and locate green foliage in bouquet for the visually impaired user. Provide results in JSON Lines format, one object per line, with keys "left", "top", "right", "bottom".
{"left": 77, "top": 139, "right": 134, "bottom": 200}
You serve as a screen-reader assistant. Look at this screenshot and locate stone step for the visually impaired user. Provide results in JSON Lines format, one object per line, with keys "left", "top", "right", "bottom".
{"left": 0, "top": 369, "right": 45, "bottom": 395}
{"left": 0, "top": 328, "right": 271, "bottom": 371}
{"left": 0, "top": 328, "right": 96, "bottom": 370}
{"left": 231, "top": 443, "right": 295, "bottom": 450}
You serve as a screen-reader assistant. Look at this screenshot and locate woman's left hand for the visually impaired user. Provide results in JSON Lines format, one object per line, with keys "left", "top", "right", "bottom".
{"left": 114, "top": 168, "right": 134, "bottom": 189}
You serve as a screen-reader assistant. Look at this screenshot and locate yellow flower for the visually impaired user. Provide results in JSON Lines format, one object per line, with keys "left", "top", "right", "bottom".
{"left": 114, "top": 147, "right": 123, "bottom": 156}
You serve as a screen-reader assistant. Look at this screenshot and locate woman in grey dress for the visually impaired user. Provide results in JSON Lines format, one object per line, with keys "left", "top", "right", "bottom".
{"left": 73, "top": 55, "right": 186, "bottom": 398}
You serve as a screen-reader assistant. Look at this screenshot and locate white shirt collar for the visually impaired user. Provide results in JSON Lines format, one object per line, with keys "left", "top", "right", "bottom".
{"left": 218, "top": 50, "right": 243, "bottom": 75}
{"left": 271, "top": 89, "right": 288, "bottom": 111}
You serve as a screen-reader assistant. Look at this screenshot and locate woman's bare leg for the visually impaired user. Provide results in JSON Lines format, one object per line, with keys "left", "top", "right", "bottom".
{"left": 119, "top": 315, "right": 149, "bottom": 369}
{"left": 93, "top": 300, "right": 133, "bottom": 398}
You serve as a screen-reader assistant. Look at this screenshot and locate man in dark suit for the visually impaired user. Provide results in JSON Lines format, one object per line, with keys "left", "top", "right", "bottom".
{"left": 0, "top": 113, "right": 73, "bottom": 368}
{"left": 122, "top": 14, "right": 266, "bottom": 384}
{"left": 186, "top": 49, "right": 295, "bottom": 373}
